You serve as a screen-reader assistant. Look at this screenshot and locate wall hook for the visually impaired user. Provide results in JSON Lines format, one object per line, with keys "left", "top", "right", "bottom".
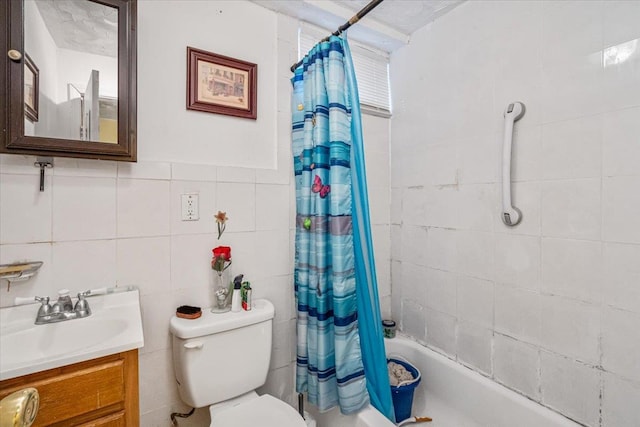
{"left": 34, "top": 157, "right": 53, "bottom": 192}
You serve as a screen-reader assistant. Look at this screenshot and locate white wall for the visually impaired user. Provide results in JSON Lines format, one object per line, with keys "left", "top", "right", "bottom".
{"left": 137, "top": 0, "right": 278, "bottom": 169}
{"left": 57, "top": 48, "right": 118, "bottom": 99}
{"left": 24, "top": 0, "right": 59, "bottom": 137}
{"left": 390, "top": 1, "right": 640, "bottom": 426}
{"left": 0, "top": 1, "right": 392, "bottom": 424}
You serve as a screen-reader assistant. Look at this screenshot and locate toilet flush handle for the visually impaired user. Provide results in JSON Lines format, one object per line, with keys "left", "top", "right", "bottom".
{"left": 183, "top": 341, "right": 203, "bottom": 350}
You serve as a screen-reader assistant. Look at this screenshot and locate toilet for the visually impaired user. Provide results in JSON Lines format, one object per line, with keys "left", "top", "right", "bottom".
{"left": 170, "top": 299, "right": 306, "bottom": 427}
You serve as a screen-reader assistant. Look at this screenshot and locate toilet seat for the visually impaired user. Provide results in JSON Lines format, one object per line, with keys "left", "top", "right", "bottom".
{"left": 209, "top": 394, "right": 307, "bottom": 427}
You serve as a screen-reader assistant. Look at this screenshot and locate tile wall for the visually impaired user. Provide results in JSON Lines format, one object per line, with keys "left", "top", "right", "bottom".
{"left": 390, "top": 1, "right": 640, "bottom": 426}
{"left": 0, "top": 155, "right": 298, "bottom": 425}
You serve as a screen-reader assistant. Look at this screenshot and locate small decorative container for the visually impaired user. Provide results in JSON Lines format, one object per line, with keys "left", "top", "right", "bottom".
{"left": 211, "top": 268, "right": 231, "bottom": 313}
{"left": 382, "top": 319, "right": 396, "bottom": 338}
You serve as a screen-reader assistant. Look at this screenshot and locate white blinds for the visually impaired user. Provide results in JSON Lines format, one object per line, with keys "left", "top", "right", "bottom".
{"left": 298, "top": 26, "right": 392, "bottom": 116}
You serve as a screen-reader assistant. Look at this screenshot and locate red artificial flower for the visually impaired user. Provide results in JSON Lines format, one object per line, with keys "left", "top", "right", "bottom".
{"left": 212, "top": 246, "right": 232, "bottom": 272}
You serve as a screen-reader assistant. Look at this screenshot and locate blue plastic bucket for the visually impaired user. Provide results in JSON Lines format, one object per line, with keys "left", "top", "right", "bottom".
{"left": 388, "top": 358, "right": 421, "bottom": 423}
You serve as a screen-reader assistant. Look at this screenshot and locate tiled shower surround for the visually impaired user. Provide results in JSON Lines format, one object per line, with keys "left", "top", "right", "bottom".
{"left": 390, "top": 1, "right": 640, "bottom": 426}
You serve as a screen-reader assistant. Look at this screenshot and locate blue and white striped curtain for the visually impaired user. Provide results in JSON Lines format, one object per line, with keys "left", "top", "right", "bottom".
{"left": 291, "top": 35, "right": 394, "bottom": 420}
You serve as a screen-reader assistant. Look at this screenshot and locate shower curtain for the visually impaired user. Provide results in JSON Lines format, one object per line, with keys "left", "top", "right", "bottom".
{"left": 291, "top": 35, "right": 395, "bottom": 421}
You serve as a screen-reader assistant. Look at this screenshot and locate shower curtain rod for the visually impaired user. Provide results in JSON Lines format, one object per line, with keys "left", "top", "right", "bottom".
{"left": 289, "top": 0, "right": 385, "bottom": 72}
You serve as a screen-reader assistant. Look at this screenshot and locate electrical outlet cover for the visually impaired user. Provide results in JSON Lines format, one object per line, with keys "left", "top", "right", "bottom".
{"left": 181, "top": 193, "right": 199, "bottom": 221}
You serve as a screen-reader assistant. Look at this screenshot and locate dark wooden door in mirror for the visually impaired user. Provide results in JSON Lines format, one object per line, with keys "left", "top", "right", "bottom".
{"left": 1, "top": 0, "right": 137, "bottom": 161}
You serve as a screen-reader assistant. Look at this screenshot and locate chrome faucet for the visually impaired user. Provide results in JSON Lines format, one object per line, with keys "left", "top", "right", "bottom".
{"left": 51, "top": 289, "right": 73, "bottom": 313}
{"left": 17, "top": 290, "right": 93, "bottom": 325}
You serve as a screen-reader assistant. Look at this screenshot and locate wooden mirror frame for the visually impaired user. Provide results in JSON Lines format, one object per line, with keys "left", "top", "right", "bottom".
{"left": 0, "top": 0, "right": 137, "bottom": 161}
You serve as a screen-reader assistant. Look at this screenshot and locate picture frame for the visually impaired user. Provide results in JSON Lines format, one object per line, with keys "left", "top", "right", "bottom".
{"left": 24, "top": 53, "right": 39, "bottom": 122}
{"left": 186, "top": 47, "right": 257, "bottom": 120}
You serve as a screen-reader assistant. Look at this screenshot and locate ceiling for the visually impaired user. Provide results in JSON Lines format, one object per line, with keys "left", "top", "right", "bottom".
{"left": 33, "top": 0, "right": 118, "bottom": 58}
{"left": 252, "top": 0, "right": 464, "bottom": 51}
{"left": 33, "top": 0, "right": 462, "bottom": 57}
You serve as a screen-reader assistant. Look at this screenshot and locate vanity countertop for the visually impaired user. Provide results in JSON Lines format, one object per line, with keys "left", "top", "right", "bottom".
{"left": 0, "top": 289, "right": 144, "bottom": 380}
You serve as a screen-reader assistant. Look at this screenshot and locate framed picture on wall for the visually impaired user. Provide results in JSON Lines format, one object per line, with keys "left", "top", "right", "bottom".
{"left": 24, "top": 53, "right": 39, "bottom": 122}
{"left": 186, "top": 47, "right": 257, "bottom": 120}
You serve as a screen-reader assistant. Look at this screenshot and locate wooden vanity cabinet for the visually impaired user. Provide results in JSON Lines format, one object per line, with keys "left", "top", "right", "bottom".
{"left": 0, "top": 350, "right": 139, "bottom": 426}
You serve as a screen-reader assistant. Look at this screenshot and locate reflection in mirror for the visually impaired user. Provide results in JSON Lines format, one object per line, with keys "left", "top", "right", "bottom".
{"left": 24, "top": 0, "right": 118, "bottom": 143}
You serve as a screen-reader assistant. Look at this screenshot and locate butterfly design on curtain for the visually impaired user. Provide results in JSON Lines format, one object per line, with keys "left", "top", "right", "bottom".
{"left": 312, "top": 175, "right": 331, "bottom": 198}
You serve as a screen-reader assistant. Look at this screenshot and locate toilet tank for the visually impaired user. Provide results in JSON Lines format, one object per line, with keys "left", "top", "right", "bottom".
{"left": 170, "top": 299, "right": 275, "bottom": 408}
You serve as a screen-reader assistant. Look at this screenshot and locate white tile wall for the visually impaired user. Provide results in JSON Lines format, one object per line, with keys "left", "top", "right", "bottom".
{"left": 117, "top": 178, "right": 171, "bottom": 238}
{"left": 494, "top": 334, "right": 539, "bottom": 399}
{"left": 425, "top": 308, "right": 457, "bottom": 357}
{"left": 493, "top": 234, "right": 541, "bottom": 290}
{"left": 602, "top": 107, "right": 640, "bottom": 177}
{"left": 455, "top": 231, "right": 495, "bottom": 280}
{"left": 601, "top": 373, "right": 640, "bottom": 427}
{"left": 603, "top": 176, "right": 640, "bottom": 244}
{"left": 52, "top": 240, "right": 117, "bottom": 292}
{"left": 0, "top": 174, "right": 51, "bottom": 244}
{"left": 390, "top": 1, "right": 640, "bottom": 425}
{"left": 541, "top": 179, "right": 601, "bottom": 240}
{"left": 456, "top": 275, "right": 493, "bottom": 328}
{"left": 541, "top": 238, "right": 602, "bottom": 302}
{"left": 540, "top": 295, "right": 600, "bottom": 364}
{"left": 601, "top": 307, "right": 640, "bottom": 381}
{"left": 494, "top": 284, "right": 542, "bottom": 345}
{"left": 603, "top": 243, "right": 640, "bottom": 313}
{"left": 401, "top": 299, "right": 426, "bottom": 342}
{"left": 401, "top": 262, "right": 428, "bottom": 308}
{"left": 425, "top": 227, "right": 457, "bottom": 271}
{"left": 425, "top": 268, "right": 456, "bottom": 315}
{"left": 456, "top": 321, "right": 492, "bottom": 374}
{"left": 540, "top": 351, "right": 601, "bottom": 426}
{"left": 541, "top": 115, "right": 602, "bottom": 180}
{"left": 116, "top": 237, "right": 171, "bottom": 295}
{"left": 52, "top": 176, "right": 117, "bottom": 241}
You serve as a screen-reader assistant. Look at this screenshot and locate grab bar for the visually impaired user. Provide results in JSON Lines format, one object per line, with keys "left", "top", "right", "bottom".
{"left": 501, "top": 102, "right": 525, "bottom": 226}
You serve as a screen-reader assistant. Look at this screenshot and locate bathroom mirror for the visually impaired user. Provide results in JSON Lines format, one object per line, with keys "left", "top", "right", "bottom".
{"left": 1, "top": 0, "right": 137, "bottom": 161}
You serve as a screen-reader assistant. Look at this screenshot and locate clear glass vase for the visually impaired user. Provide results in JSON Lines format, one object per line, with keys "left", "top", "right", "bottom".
{"left": 211, "top": 267, "right": 231, "bottom": 313}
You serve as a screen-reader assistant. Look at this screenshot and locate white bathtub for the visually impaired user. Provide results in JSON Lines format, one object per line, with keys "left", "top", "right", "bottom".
{"left": 312, "top": 335, "right": 582, "bottom": 427}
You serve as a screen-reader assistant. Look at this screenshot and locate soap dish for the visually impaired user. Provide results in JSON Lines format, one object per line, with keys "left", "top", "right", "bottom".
{"left": 176, "top": 305, "right": 202, "bottom": 319}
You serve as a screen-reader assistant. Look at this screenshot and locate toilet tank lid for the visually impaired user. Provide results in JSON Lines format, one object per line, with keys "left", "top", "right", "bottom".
{"left": 170, "top": 299, "right": 275, "bottom": 339}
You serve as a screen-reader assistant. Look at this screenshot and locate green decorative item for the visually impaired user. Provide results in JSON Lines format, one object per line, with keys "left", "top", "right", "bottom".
{"left": 303, "top": 217, "right": 312, "bottom": 230}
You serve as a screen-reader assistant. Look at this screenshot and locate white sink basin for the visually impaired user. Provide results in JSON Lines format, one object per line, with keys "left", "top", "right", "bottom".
{"left": 0, "top": 289, "right": 144, "bottom": 380}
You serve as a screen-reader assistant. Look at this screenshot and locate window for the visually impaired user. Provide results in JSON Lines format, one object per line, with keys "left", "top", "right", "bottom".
{"left": 298, "top": 24, "right": 392, "bottom": 117}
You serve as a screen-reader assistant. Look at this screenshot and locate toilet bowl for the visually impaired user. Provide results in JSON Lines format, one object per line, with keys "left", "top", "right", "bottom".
{"left": 209, "top": 392, "right": 306, "bottom": 427}
{"left": 170, "top": 299, "right": 305, "bottom": 427}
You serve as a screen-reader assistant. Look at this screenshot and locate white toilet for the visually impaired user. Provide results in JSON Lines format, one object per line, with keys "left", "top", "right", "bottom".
{"left": 170, "top": 299, "right": 306, "bottom": 427}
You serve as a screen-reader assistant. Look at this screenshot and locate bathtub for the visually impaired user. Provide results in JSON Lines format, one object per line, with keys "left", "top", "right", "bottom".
{"left": 311, "top": 334, "right": 582, "bottom": 427}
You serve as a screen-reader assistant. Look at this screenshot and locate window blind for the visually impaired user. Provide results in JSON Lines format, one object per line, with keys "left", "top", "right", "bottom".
{"left": 298, "top": 26, "right": 392, "bottom": 116}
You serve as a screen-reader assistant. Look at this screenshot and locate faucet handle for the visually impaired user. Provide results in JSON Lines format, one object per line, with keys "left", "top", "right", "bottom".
{"left": 35, "top": 296, "right": 52, "bottom": 317}
{"left": 74, "top": 292, "right": 91, "bottom": 317}
{"left": 14, "top": 296, "right": 48, "bottom": 306}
